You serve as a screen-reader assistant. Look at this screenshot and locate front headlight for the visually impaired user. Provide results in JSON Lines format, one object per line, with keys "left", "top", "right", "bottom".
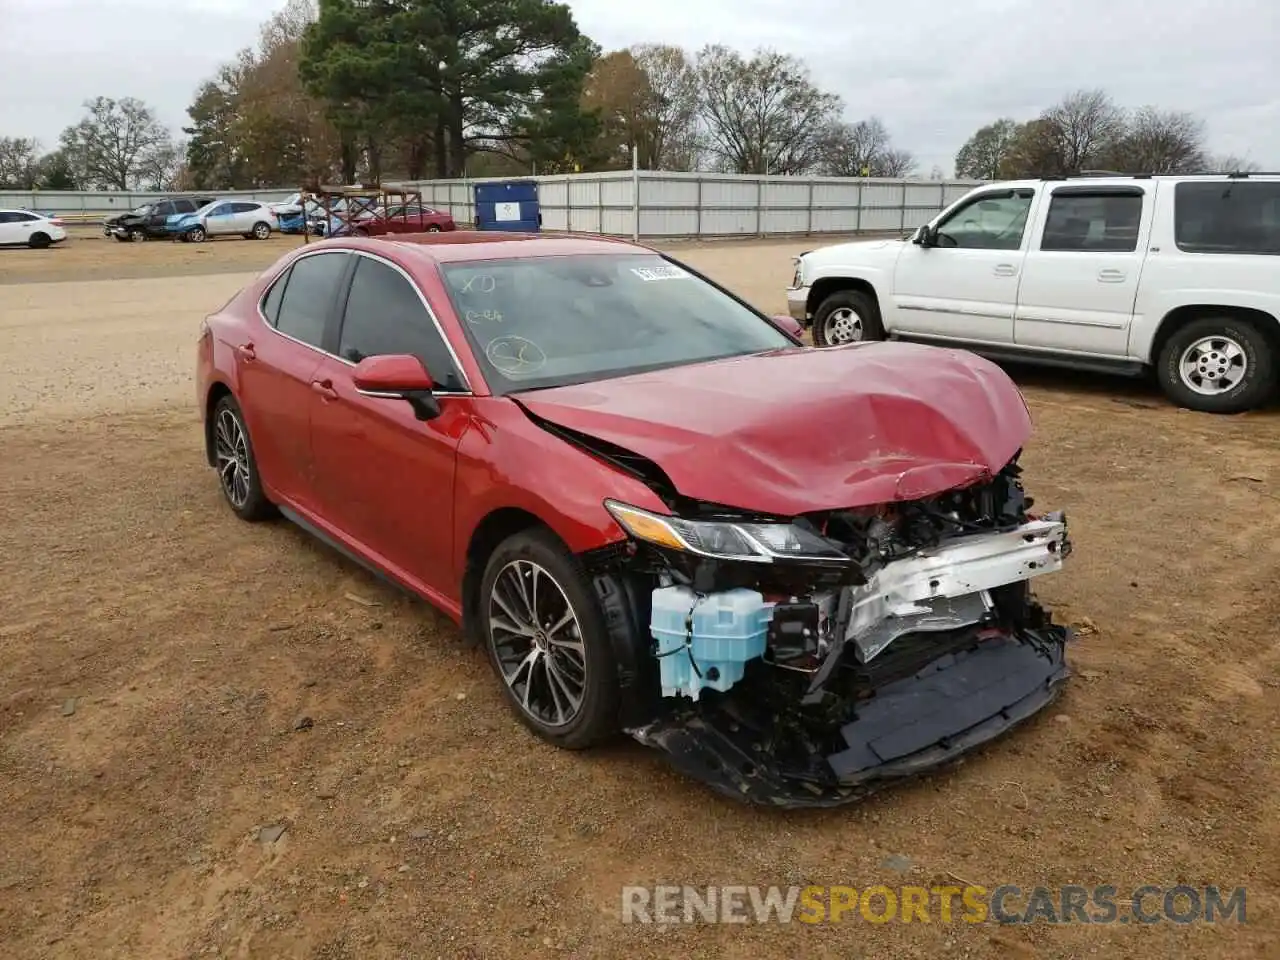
{"left": 604, "top": 500, "right": 851, "bottom": 564}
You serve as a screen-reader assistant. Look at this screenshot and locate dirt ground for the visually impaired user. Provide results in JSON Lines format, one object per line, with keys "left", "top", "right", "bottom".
{"left": 1, "top": 230, "right": 1278, "bottom": 959}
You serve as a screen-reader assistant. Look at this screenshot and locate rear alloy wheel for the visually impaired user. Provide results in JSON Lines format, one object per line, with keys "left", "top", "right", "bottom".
{"left": 252, "top": 221, "right": 271, "bottom": 240}
{"left": 211, "top": 395, "right": 273, "bottom": 521}
{"left": 480, "top": 529, "right": 620, "bottom": 749}
{"left": 187, "top": 225, "right": 207, "bottom": 243}
{"left": 129, "top": 227, "right": 146, "bottom": 242}
{"left": 812, "top": 289, "right": 884, "bottom": 346}
{"left": 1156, "top": 315, "right": 1276, "bottom": 413}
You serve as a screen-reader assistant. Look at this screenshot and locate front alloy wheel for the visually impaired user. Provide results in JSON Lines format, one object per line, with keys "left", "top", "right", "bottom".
{"left": 489, "top": 559, "right": 587, "bottom": 727}
{"left": 211, "top": 396, "right": 273, "bottom": 521}
{"left": 480, "top": 529, "right": 620, "bottom": 748}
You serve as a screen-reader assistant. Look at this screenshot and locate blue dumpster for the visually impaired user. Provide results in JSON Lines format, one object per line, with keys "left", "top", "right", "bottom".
{"left": 474, "top": 180, "right": 541, "bottom": 232}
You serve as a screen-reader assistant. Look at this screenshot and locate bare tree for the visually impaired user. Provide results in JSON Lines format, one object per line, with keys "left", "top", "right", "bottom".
{"left": 1041, "top": 89, "right": 1126, "bottom": 174}
{"left": 1104, "top": 107, "right": 1206, "bottom": 173}
{"left": 631, "top": 43, "right": 701, "bottom": 170}
{"left": 1202, "top": 153, "right": 1261, "bottom": 173}
{"left": 0, "top": 137, "right": 41, "bottom": 189}
{"left": 954, "top": 118, "right": 1019, "bottom": 179}
{"left": 695, "top": 45, "right": 840, "bottom": 175}
{"left": 816, "top": 117, "right": 913, "bottom": 177}
{"left": 136, "top": 139, "right": 186, "bottom": 190}
{"left": 58, "top": 97, "right": 173, "bottom": 189}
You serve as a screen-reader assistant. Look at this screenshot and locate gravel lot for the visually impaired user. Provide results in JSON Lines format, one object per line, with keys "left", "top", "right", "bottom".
{"left": 1, "top": 230, "right": 1277, "bottom": 958}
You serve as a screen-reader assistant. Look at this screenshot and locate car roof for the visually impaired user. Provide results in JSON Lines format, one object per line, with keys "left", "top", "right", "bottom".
{"left": 339, "top": 231, "right": 652, "bottom": 264}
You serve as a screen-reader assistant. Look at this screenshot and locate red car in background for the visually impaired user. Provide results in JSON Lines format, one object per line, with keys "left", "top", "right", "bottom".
{"left": 196, "top": 231, "right": 1073, "bottom": 806}
{"left": 354, "top": 202, "right": 456, "bottom": 237}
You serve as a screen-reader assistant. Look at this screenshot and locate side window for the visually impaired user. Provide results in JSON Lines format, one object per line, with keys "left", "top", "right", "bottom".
{"left": 10, "top": 212, "right": 37, "bottom": 223}
{"left": 261, "top": 267, "right": 290, "bottom": 325}
{"left": 1175, "top": 181, "right": 1280, "bottom": 255}
{"left": 153, "top": 201, "right": 175, "bottom": 217}
{"left": 174, "top": 199, "right": 196, "bottom": 214}
{"left": 1041, "top": 191, "right": 1143, "bottom": 252}
{"left": 274, "top": 253, "right": 348, "bottom": 348}
{"left": 231, "top": 202, "right": 258, "bottom": 214}
{"left": 339, "top": 256, "right": 466, "bottom": 391}
{"left": 936, "top": 191, "right": 1035, "bottom": 250}
{"left": 0, "top": 212, "right": 15, "bottom": 224}
{"left": 207, "top": 204, "right": 229, "bottom": 217}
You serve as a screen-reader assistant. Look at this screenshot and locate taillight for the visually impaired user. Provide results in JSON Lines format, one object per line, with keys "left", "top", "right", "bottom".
{"left": 48, "top": 218, "right": 64, "bottom": 227}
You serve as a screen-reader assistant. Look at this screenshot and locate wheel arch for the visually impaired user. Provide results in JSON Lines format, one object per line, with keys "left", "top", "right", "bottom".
{"left": 203, "top": 381, "right": 234, "bottom": 467}
{"left": 806, "top": 275, "right": 880, "bottom": 319}
{"left": 460, "top": 507, "right": 557, "bottom": 643}
{"left": 1149, "top": 304, "right": 1280, "bottom": 368}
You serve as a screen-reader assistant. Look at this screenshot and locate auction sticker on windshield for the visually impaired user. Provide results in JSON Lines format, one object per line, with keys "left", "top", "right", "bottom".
{"left": 631, "top": 264, "right": 690, "bottom": 282}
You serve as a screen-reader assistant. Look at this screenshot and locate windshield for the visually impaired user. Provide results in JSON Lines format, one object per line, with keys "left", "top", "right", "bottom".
{"left": 439, "top": 253, "right": 792, "bottom": 394}
{"left": 193, "top": 201, "right": 218, "bottom": 216}
{"left": 132, "top": 203, "right": 153, "bottom": 214}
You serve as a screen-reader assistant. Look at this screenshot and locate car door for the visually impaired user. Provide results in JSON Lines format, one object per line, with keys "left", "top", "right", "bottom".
{"left": 205, "top": 202, "right": 236, "bottom": 236}
{"left": 236, "top": 251, "right": 352, "bottom": 506}
{"left": 148, "top": 201, "right": 175, "bottom": 234}
{"left": 891, "top": 187, "right": 1038, "bottom": 344}
{"left": 308, "top": 251, "right": 473, "bottom": 595}
{"left": 1013, "top": 184, "right": 1150, "bottom": 356}
{"left": 232, "top": 202, "right": 260, "bottom": 232}
{"left": 0, "top": 212, "right": 23, "bottom": 244}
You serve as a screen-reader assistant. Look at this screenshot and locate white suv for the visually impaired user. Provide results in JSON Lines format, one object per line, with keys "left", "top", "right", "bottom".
{"left": 787, "top": 174, "right": 1280, "bottom": 413}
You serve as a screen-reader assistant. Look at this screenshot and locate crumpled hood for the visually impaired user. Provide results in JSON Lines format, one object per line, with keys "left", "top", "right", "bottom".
{"left": 517, "top": 342, "right": 1032, "bottom": 516}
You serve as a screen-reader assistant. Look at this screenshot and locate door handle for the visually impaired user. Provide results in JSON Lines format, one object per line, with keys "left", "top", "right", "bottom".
{"left": 310, "top": 379, "right": 339, "bottom": 400}
{"left": 1098, "top": 268, "right": 1126, "bottom": 282}
{"left": 993, "top": 263, "right": 1017, "bottom": 277}
{"left": 236, "top": 342, "right": 256, "bottom": 361}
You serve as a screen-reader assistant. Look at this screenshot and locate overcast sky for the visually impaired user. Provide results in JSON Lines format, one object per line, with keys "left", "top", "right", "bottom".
{"left": 1, "top": 0, "right": 1275, "bottom": 175}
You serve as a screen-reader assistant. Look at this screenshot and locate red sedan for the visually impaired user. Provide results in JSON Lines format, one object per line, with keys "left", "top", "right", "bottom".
{"left": 197, "top": 232, "right": 1074, "bottom": 806}
{"left": 350, "top": 202, "right": 456, "bottom": 237}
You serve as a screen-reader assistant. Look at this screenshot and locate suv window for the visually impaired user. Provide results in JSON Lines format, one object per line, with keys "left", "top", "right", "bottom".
{"left": 153, "top": 201, "right": 175, "bottom": 217}
{"left": 338, "top": 256, "right": 466, "bottom": 390}
{"left": 1175, "top": 181, "right": 1280, "bottom": 255}
{"left": 231, "top": 202, "right": 258, "bottom": 214}
{"left": 273, "top": 252, "right": 348, "bottom": 348}
{"left": 173, "top": 199, "right": 196, "bottom": 214}
{"left": 936, "top": 190, "right": 1034, "bottom": 250}
{"left": 1041, "top": 191, "right": 1143, "bottom": 252}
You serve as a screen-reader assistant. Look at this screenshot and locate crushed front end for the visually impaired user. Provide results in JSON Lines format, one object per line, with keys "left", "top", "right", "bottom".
{"left": 587, "top": 455, "right": 1072, "bottom": 808}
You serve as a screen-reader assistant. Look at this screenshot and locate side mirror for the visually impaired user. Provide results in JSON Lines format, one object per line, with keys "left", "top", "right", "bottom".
{"left": 769, "top": 314, "right": 805, "bottom": 341}
{"left": 351, "top": 354, "right": 441, "bottom": 421}
{"left": 914, "top": 224, "right": 936, "bottom": 247}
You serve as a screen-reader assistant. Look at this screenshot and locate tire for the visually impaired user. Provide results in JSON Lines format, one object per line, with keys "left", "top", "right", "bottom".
{"left": 1156, "top": 315, "right": 1276, "bottom": 414}
{"left": 211, "top": 395, "right": 274, "bottom": 521}
{"left": 129, "top": 227, "right": 146, "bottom": 243}
{"left": 187, "top": 226, "right": 207, "bottom": 243}
{"left": 427, "top": 224, "right": 442, "bottom": 233}
{"left": 252, "top": 221, "right": 271, "bottom": 240}
{"left": 479, "top": 528, "right": 621, "bottom": 749}
{"left": 114, "top": 235, "right": 130, "bottom": 243}
{"left": 353, "top": 226, "right": 369, "bottom": 237}
{"left": 812, "top": 289, "right": 884, "bottom": 346}
{"left": 28, "top": 232, "right": 51, "bottom": 249}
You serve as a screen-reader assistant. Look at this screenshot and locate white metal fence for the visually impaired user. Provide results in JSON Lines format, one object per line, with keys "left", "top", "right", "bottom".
{"left": 2, "top": 172, "right": 984, "bottom": 238}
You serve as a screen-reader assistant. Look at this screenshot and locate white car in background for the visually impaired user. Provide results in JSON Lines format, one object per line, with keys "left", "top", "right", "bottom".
{"left": 0, "top": 209, "right": 67, "bottom": 249}
{"left": 787, "top": 173, "right": 1280, "bottom": 413}
{"left": 167, "top": 200, "right": 278, "bottom": 243}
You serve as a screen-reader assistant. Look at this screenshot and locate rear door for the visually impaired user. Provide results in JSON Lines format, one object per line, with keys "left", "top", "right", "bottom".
{"left": 0, "top": 212, "right": 26, "bottom": 244}
{"left": 148, "top": 201, "right": 175, "bottom": 234}
{"left": 232, "top": 202, "right": 261, "bottom": 232}
{"left": 237, "top": 251, "right": 353, "bottom": 504}
{"left": 1014, "top": 184, "right": 1150, "bottom": 356}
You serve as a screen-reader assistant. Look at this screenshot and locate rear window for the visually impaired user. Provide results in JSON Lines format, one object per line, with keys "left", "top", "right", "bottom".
{"left": 1174, "top": 181, "right": 1280, "bottom": 255}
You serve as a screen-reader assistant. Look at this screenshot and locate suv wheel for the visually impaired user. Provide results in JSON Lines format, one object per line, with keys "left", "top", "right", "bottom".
{"left": 129, "top": 227, "right": 146, "bottom": 242}
{"left": 1157, "top": 315, "right": 1276, "bottom": 414}
{"left": 812, "top": 289, "right": 884, "bottom": 346}
{"left": 187, "top": 225, "right": 207, "bottom": 243}
{"left": 251, "top": 221, "right": 271, "bottom": 240}
{"left": 479, "top": 529, "right": 620, "bottom": 749}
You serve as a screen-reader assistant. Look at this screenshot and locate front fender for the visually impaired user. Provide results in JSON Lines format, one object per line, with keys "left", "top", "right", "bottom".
{"left": 452, "top": 398, "right": 670, "bottom": 573}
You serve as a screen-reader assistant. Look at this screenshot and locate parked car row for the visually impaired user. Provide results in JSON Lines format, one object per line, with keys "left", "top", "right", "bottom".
{"left": 786, "top": 172, "right": 1280, "bottom": 414}
{"left": 102, "top": 196, "right": 280, "bottom": 243}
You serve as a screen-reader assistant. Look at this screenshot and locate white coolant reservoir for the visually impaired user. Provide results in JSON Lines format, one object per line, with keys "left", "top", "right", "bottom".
{"left": 649, "top": 586, "right": 772, "bottom": 700}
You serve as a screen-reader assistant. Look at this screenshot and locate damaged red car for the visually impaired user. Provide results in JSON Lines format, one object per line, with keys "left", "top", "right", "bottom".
{"left": 196, "top": 232, "right": 1073, "bottom": 807}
